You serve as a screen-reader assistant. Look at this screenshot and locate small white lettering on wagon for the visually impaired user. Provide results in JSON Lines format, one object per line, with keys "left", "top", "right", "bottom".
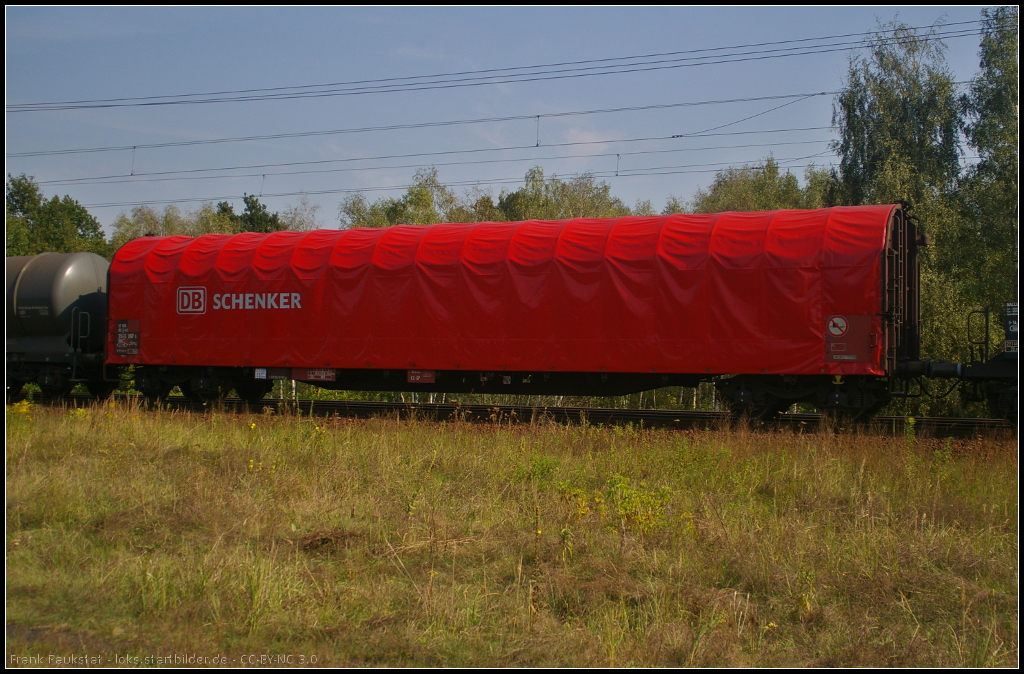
{"left": 210, "top": 292, "right": 302, "bottom": 310}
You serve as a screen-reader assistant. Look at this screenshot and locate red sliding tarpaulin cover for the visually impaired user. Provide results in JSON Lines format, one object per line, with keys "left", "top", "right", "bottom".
{"left": 107, "top": 205, "right": 897, "bottom": 376}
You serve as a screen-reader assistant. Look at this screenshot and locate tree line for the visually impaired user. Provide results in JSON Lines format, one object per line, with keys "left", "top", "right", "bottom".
{"left": 5, "top": 187, "right": 325, "bottom": 259}
{"left": 6, "top": 10, "right": 1016, "bottom": 395}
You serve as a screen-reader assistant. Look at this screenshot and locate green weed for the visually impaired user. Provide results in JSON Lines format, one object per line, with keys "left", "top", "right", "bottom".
{"left": 5, "top": 403, "right": 1017, "bottom": 667}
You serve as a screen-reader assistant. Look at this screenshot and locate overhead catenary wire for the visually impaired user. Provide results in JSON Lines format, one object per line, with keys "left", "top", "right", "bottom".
{"left": 39, "top": 127, "right": 838, "bottom": 186}
{"left": 10, "top": 18, "right": 996, "bottom": 221}
{"left": 81, "top": 155, "right": 980, "bottom": 211}
{"left": 41, "top": 139, "right": 834, "bottom": 188}
{"left": 11, "top": 21, "right": 978, "bottom": 107}
{"left": 12, "top": 32, "right": 986, "bottom": 111}
{"left": 80, "top": 166, "right": 831, "bottom": 208}
{"left": 10, "top": 91, "right": 839, "bottom": 158}
{"left": 7, "top": 23, "right": 988, "bottom": 112}
{"left": 38, "top": 94, "right": 829, "bottom": 188}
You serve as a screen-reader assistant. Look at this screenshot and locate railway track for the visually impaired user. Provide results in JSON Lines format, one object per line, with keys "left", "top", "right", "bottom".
{"left": 29, "top": 393, "right": 1017, "bottom": 438}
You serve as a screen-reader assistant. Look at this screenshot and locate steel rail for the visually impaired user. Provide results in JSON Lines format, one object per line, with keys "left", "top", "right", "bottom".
{"left": 35, "top": 394, "right": 1017, "bottom": 438}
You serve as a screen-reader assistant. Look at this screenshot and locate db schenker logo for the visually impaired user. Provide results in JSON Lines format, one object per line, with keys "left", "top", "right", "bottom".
{"left": 177, "top": 287, "right": 207, "bottom": 314}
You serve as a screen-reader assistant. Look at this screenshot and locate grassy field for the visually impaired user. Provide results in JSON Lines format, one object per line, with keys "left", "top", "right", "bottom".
{"left": 5, "top": 400, "right": 1018, "bottom": 667}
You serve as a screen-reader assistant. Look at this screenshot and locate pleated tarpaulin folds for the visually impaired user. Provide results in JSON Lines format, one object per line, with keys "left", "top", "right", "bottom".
{"left": 107, "top": 205, "right": 896, "bottom": 376}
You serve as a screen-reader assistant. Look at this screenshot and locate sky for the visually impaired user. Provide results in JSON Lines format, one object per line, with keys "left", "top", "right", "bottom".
{"left": 5, "top": 7, "right": 994, "bottom": 232}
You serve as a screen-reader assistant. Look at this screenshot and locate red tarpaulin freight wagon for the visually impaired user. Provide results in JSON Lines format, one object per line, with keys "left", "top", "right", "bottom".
{"left": 104, "top": 204, "right": 921, "bottom": 416}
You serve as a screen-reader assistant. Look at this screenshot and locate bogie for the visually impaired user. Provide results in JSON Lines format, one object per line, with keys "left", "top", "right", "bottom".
{"left": 716, "top": 374, "right": 891, "bottom": 422}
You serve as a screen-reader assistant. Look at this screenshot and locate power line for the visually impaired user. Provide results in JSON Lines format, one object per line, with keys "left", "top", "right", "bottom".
{"left": 15, "top": 21, "right": 975, "bottom": 108}
{"left": 617, "top": 150, "right": 837, "bottom": 176}
{"left": 33, "top": 94, "right": 825, "bottom": 185}
{"left": 41, "top": 139, "right": 833, "bottom": 187}
{"left": 38, "top": 95, "right": 826, "bottom": 187}
{"left": 78, "top": 167, "right": 815, "bottom": 209}
{"left": 11, "top": 91, "right": 837, "bottom": 158}
{"left": 82, "top": 155, "right": 982, "bottom": 211}
{"left": 8, "top": 23, "right": 985, "bottom": 112}
{"left": 38, "top": 126, "right": 837, "bottom": 185}
{"left": 15, "top": 32, "right": 982, "bottom": 111}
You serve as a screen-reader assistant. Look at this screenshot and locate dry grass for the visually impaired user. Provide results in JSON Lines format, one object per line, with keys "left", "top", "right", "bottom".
{"left": 6, "top": 399, "right": 1018, "bottom": 667}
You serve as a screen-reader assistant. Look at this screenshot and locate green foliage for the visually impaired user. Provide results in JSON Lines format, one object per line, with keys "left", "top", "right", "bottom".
{"left": 109, "top": 203, "right": 238, "bottom": 251}
{"left": 661, "top": 195, "right": 689, "bottom": 215}
{"left": 338, "top": 166, "right": 633, "bottom": 228}
{"left": 6, "top": 213, "right": 31, "bottom": 256}
{"left": 952, "top": 7, "right": 1018, "bottom": 312}
{"left": 800, "top": 165, "right": 842, "bottom": 209}
{"left": 689, "top": 157, "right": 837, "bottom": 213}
{"left": 109, "top": 194, "right": 294, "bottom": 250}
{"left": 5, "top": 174, "right": 108, "bottom": 258}
{"left": 495, "top": 166, "right": 632, "bottom": 221}
{"left": 219, "top": 194, "right": 285, "bottom": 234}
{"left": 515, "top": 454, "right": 561, "bottom": 488}
{"left": 632, "top": 199, "right": 657, "bottom": 216}
{"left": 606, "top": 474, "right": 673, "bottom": 535}
{"left": 828, "top": 14, "right": 1017, "bottom": 396}
{"left": 555, "top": 474, "right": 674, "bottom": 536}
{"left": 831, "top": 22, "right": 961, "bottom": 208}
{"left": 338, "top": 167, "right": 481, "bottom": 228}
{"left": 963, "top": 8, "right": 1018, "bottom": 173}
{"left": 279, "top": 194, "right": 324, "bottom": 231}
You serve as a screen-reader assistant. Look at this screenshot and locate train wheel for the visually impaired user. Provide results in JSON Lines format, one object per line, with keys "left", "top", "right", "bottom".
{"left": 817, "top": 379, "right": 890, "bottom": 424}
{"left": 756, "top": 397, "right": 792, "bottom": 420}
{"left": 7, "top": 379, "right": 25, "bottom": 403}
{"left": 180, "top": 378, "right": 225, "bottom": 404}
{"left": 727, "top": 396, "right": 790, "bottom": 421}
{"left": 139, "top": 381, "right": 174, "bottom": 404}
{"left": 987, "top": 383, "right": 1017, "bottom": 424}
{"left": 854, "top": 398, "right": 889, "bottom": 423}
{"left": 234, "top": 379, "right": 274, "bottom": 404}
{"left": 36, "top": 369, "right": 73, "bottom": 399}
{"left": 144, "top": 386, "right": 174, "bottom": 404}
{"left": 135, "top": 368, "right": 174, "bottom": 404}
{"left": 86, "top": 381, "right": 117, "bottom": 400}
{"left": 179, "top": 379, "right": 205, "bottom": 403}
{"left": 715, "top": 377, "right": 788, "bottom": 420}
{"left": 39, "top": 382, "right": 74, "bottom": 399}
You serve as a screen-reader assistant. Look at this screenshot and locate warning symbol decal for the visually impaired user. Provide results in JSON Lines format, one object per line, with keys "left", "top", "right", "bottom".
{"left": 827, "top": 316, "right": 849, "bottom": 338}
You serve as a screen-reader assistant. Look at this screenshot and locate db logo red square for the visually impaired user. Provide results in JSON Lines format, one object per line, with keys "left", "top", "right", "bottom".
{"left": 177, "top": 287, "right": 207, "bottom": 314}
